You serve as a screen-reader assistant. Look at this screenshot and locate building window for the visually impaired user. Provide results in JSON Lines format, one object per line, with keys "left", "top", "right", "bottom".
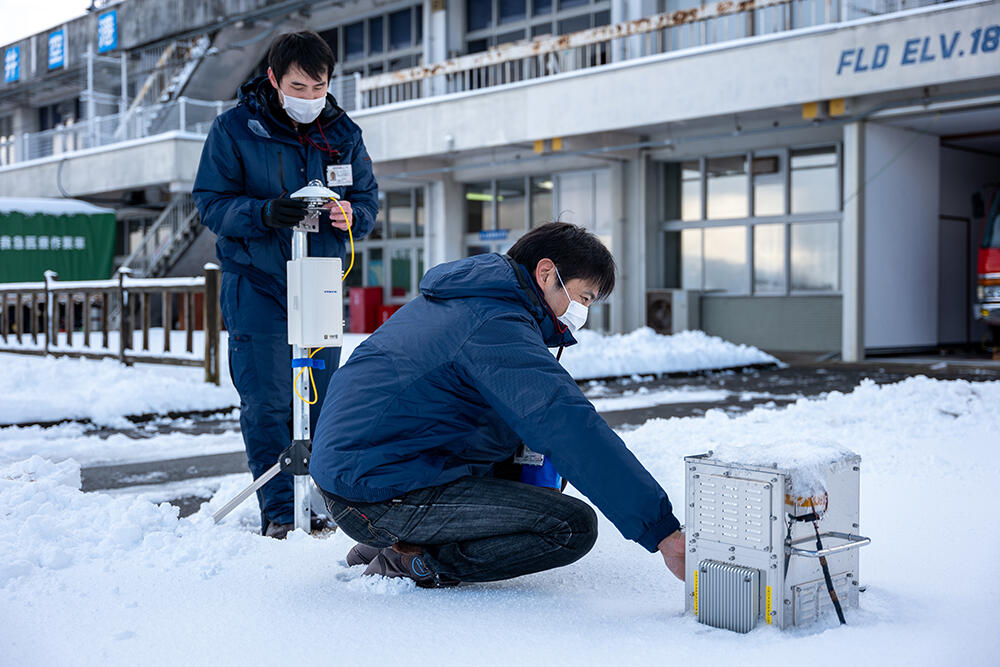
{"left": 388, "top": 191, "right": 414, "bottom": 239}
{"left": 465, "top": 182, "right": 492, "bottom": 233}
{"left": 530, "top": 176, "right": 554, "bottom": 227}
{"left": 753, "top": 223, "right": 784, "bottom": 293}
{"left": 706, "top": 155, "right": 748, "bottom": 220}
{"left": 681, "top": 228, "right": 702, "bottom": 290}
{"left": 791, "top": 146, "right": 839, "bottom": 214}
{"left": 752, "top": 154, "right": 783, "bottom": 217}
{"left": 351, "top": 187, "right": 427, "bottom": 302}
{"left": 681, "top": 160, "right": 701, "bottom": 221}
{"left": 319, "top": 5, "right": 423, "bottom": 77}
{"left": 464, "top": 175, "right": 552, "bottom": 234}
{"left": 497, "top": 178, "right": 527, "bottom": 231}
{"left": 665, "top": 145, "right": 841, "bottom": 295}
{"left": 465, "top": 0, "right": 611, "bottom": 52}
{"left": 790, "top": 221, "right": 839, "bottom": 291}
{"left": 703, "top": 226, "right": 747, "bottom": 292}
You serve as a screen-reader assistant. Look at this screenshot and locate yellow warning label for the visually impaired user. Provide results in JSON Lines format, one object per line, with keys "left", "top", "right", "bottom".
{"left": 693, "top": 570, "right": 699, "bottom": 615}
{"left": 765, "top": 586, "right": 773, "bottom": 624}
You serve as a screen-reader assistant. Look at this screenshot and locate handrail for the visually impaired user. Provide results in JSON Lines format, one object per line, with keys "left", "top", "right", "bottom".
{"left": 120, "top": 195, "right": 186, "bottom": 274}
{"left": 360, "top": 0, "right": 793, "bottom": 93}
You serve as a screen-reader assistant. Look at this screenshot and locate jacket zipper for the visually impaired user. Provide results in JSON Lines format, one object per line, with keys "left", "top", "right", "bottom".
{"left": 277, "top": 149, "right": 287, "bottom": 196}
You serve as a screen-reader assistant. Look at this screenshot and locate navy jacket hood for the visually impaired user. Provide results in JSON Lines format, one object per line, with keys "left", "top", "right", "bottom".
{"left": 419, "top": 253, "right": 577, "bottom": 349}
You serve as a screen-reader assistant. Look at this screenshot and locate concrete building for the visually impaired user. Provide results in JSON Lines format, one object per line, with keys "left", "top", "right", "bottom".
{"left": 2, "top": 0, "right": 998, "bottom": 358}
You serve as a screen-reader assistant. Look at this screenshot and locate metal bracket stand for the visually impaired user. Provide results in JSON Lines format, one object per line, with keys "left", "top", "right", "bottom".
{"left": 211, "top": 439, "right": 312, "bottom": 525}
{"left": 281, "top": 440, "right": 311, "bottom": 474}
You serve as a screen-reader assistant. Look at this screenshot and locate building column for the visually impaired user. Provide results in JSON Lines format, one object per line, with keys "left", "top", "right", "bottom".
{"left": 842, "top": 121, "right": 865, "bottom": 362}
{"left": 427, "top": 175, "right": 464, "bottom": 267}
{"left": 424, "top": 0, "right": 449, "bottom": 97}
{"left": 619, "top": 154, "right": 651, "bottom": 333}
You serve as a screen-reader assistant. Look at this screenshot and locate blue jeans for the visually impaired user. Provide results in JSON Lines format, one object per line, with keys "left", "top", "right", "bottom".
{"left": 321, "top": 476, "right": 598, "bottom": 583}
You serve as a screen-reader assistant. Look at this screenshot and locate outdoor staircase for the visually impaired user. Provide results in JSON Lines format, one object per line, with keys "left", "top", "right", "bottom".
{"left": 120, "top": 193, "right": 202, "bottom": 278}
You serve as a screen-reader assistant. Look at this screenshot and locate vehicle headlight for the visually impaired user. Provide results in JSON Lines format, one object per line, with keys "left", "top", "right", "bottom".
{"left": 985, "top": 285, "right": 1000, "bottom": 300}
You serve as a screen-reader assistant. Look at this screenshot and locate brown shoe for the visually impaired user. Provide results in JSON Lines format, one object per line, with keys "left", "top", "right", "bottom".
{"left": 265, "top": 514, "right": 333, "bottom": 540}
{"left": 346, "top": 543, "right": 381, "bottom": 567}
{"left": 363, "top": 546, "right": 457, "bottom": 588}
{"left": 264, "top": 521, "right": 293, "bottom": 540}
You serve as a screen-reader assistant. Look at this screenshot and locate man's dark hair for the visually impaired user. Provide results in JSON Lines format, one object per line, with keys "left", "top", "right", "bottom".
{"left": 268, "top": 31, "right": 336, "bottom": 83}
{"left": 508, "top": 222, "right": 616, "bottom": 300}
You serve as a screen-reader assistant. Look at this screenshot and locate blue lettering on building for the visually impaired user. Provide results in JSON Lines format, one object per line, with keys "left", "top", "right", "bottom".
{"left": 97, "top": 10, "right": 118, "bottom": 53}
{"left": 48, "top": 30, "right": 65, "bottom": 70}
{"left": 939, "top": 32, "right": 960, "bottom": 59}
{"left": 901, "top": 37, "right": 921, "bottom": 65}
{"left": 872, "top": 44, "right": 889, "bottom": 69}
{"left": 837, "top": 24, "right": 998, "bottom": 75}
{"left": 3, "top": 47, "right": 18, "bottom": 84}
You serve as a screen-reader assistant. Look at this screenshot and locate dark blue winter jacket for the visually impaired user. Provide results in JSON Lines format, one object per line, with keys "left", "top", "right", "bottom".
{"left": 193, "top": 75, "right": 378, "bottom": 305}
{"left": 310, "top": 253, "right": 681, "bottom": 552}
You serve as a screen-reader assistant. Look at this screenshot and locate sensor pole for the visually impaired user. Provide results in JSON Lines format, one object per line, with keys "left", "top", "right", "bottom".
{"left": 213, "top": 180, "right": 344, "bottom": 533}
{"left": 290, "top": 227, "right": 311, "bottom": 534}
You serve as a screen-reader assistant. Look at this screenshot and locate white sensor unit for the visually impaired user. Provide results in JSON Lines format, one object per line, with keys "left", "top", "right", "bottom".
{"left": 287, "top": 257, "right": 343, "bottom": 348}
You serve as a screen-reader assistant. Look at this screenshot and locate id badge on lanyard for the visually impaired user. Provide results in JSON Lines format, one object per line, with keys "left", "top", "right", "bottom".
{"left": 326, "top": 164, "right": 353, "bottom": 187}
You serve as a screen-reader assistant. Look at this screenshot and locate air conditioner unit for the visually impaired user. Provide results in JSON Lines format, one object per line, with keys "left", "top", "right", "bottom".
{"left": 646, "top": 289, "right": 700, "bottom": 334}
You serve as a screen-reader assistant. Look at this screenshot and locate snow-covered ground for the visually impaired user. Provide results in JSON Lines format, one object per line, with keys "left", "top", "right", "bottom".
{"left": 0, "top": 422, "right": 244, "bottom": 466}
{"left": 0, "top": 328, "right": 776, "bottom": 426}
{"left": 2, "top": 375, "right": 998, "bottom": 665}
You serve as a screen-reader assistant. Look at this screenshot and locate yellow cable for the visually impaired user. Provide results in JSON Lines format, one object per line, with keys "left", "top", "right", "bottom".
{"left": 331, "top": 198, "right": 355, "bottom": 283}
{"left": 293, "top": 346, "right": 325, "bottom": 405}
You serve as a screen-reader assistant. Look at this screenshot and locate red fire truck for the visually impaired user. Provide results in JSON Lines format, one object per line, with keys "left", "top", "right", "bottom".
{"left": 975, "top": 186, "right": 1000, "bottom": 348}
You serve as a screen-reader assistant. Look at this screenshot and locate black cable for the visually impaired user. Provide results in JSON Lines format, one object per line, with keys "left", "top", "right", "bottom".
{"left": 812, "top": 518, "right": 847, "bottom": 625}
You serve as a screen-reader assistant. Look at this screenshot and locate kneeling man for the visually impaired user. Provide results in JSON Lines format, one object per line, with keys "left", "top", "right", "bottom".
{"left": 310, "top": 223, "right": 685, "bottom": 587}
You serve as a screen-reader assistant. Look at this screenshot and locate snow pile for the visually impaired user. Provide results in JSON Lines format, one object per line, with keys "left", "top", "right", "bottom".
{"left": 0, "top": 355, "right": 239, "bottom": 426}
{"left": 561, "top": 328, "right": 778, "bottom": 380}
{"left": 1, "top": 376, "right": 998, "bottom": 665}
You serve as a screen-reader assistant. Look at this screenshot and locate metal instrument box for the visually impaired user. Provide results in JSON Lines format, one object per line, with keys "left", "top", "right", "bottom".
{"left": 683, "top": 453, "right": 870, "bottom": 632}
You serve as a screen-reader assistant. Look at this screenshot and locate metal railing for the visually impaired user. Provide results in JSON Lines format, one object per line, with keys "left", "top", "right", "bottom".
{"left": 353, "top": 0, "right": 949, "bottom": 109}
{"left": 0, "top": 266, "right": 222, "bottom": 384}
{"left": 0, "top": 97, "right": 234, "bottom": 166}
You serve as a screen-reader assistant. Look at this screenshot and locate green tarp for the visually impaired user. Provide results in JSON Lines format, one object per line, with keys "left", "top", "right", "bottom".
{"left": 0, "top": 199, "right": 116, "bottom": 282}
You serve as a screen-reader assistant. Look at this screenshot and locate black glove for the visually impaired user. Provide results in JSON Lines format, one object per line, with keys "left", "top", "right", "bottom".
{"left": 261, "top": 198, "right": 309, "bottom": 229}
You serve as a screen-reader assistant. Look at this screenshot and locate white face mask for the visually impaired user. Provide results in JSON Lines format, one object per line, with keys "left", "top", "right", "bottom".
{"left": 554, "top": 266, "right": 588, "bottom": 332}
{"left": 280, "top": 91, "right": 326, "bottom": 124}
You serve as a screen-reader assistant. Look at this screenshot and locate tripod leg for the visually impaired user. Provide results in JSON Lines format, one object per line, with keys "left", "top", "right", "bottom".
{"left": 293, "top": 474, "right": 311, "bottom": 533}
{"left": 212, "top": 461, "right": 283, "bottom": 524}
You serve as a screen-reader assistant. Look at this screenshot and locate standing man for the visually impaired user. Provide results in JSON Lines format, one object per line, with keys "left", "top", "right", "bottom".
{"left": 194, "top": 31, "right": 379, "bottom": 538}
{"left": 310, "top": 223, "right": 685, "bottom": 587}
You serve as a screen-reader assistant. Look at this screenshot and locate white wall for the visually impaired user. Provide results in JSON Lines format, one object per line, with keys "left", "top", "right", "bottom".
{"left": 863, "top": 123, "right": 939, "bottom": 349}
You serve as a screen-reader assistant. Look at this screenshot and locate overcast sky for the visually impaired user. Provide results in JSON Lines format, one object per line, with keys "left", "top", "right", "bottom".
{"left": 2, "top": 0, "right": 94, "bottom": 47}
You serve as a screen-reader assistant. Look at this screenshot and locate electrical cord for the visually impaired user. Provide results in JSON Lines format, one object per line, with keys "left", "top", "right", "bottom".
{"left": 331, "top": 197, "right": 355, "bottom": 283}
{"left": 293, "top": 346, "right": 325, "bottom": 405}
